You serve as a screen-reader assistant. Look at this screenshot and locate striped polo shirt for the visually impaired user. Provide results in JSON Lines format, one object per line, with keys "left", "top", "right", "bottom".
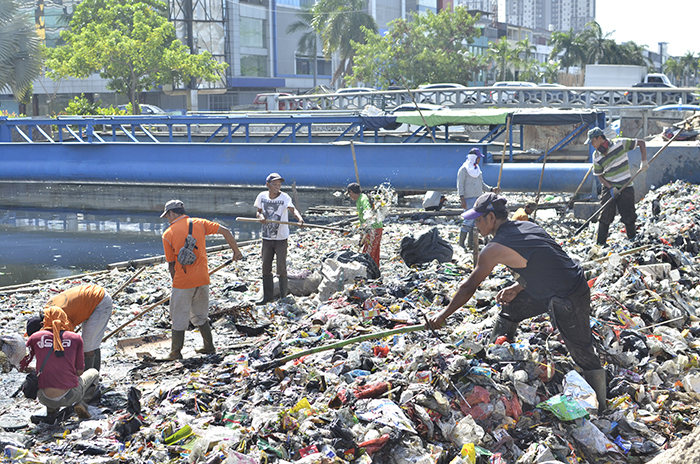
{"left": 592, "top": 138, "right": 637, "bottom": 189}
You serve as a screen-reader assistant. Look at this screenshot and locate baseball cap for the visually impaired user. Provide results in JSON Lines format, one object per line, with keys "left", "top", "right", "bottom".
{"left": 461, "top": 192, "right": 508, "bottom": 220}
{"left": 469, "top": 147, "right": 484, "bottom": 158}
{"left": 584, "top": 127, "right": 605, "bottom": 144}
{"left": 160, "top": 199, "right": 184, "bottom": 218}
{"left": 26, "top": 315, "right": 43, "bottom": 337}
{"left": 266, "top": 173, "right": 285, "bottom": 183}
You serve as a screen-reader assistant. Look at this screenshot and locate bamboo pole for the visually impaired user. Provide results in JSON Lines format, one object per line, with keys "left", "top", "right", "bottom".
{"left": 255, "top": 324, "right": 427, "bottom": 371}
{"left": 236, "top": 217, "right": 348, "bottom": 233}
{"left": 102, "top": 259, "right": 233, "bottom": 342}
{"left": 350, "top": 141, "right": 361, "bottom": 185}
{"left": 497, "top": 115, "right": 511, "bottom": 191}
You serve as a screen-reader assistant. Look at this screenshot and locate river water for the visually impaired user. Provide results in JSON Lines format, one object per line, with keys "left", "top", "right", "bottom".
{"left": 0, "top": 208, "right": 262, "bottom": 287}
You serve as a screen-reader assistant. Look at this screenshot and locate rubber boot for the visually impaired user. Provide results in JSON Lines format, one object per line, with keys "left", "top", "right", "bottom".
{"left": 279, "top": 275, "right": 289, "bottom": 299}
{"left": 596, "top": 223, "right": 610, "bottom": 246}
{"left": 466, "top": 229, "right": 474, "bottom": 250}
{"left": 583, "top": 369, "right": 608, "bottom": 414}
{"left": 158, "top": 330, "right": 185, "bottom": 361}
{"left": 84, "top": 351, "right": 96, "bottom": 371}
{"left": 93, "top": 348, "right": 101, "bottom": 372}
{"left": 624, "top": 222, "right": 637, "bottom": 240}
{"left": 256, "top": 275, "right": 274, "bottom": 305}
{"left": 458, "top": 231, "right": 467, "bottom": 249}
{"left": 488, "top": 316, "right": 520, "bottom": 344}
{"left": 195, "top": 322, "right": 215, "bottom": 354}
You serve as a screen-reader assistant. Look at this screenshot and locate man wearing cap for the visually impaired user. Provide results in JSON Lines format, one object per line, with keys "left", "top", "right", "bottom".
{"left": 26, "top": 307, "right": 99, "bottom": 419}
{"left": 254, "top": 173, "right": 304, "bottom": 305}
{"left": 428, "top": 192, "right": 607, "bottom": 413}
{"left": 457, "top": 148, "right": 497, "bottom": 249}
{"left": 347, "top": 182, "right": 383, "bottom": 267}
{"left": 25, "top": 284, "right": 112, "bottom": 372}
{"left": 160, "top": 200, "right": 243, "bottom": 360}
{"left": 586, "top": 127, "right": 648, "bottom": 245}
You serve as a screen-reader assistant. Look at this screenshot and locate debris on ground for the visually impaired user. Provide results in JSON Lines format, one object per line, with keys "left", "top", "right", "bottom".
{"left": 1, "top": 180, "right": 700, "bottom": 463}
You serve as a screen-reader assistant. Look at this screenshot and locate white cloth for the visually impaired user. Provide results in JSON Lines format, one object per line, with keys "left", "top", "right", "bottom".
{"left": 254, "top": 191, "right": 294, "bottom": 240}
{"left": 422, "top": 191, "right": 443, "bottom": 209}
{"left": 465, "top": 154, "right": 482, "bottom": 178}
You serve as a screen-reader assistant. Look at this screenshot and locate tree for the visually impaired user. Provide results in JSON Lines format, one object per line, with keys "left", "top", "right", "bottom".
{"left": 45, "top": 0, "right": 227, "bottom": 114}
{"left": 286, "top": 6, "right": 320, "bottom": 87}
{"left": 541, "top": 61, "right": 560, "bottom": 84}
{"left": 0, "top": 0, "right": 44, "bottom": 102}
{"left": 488, "top": 38, "right": 518, "bottom": 81}
{"left": 311, "top": 0, "right": 377, "bottom": 87}
{"left": 680, "top": 52, "right": 699, "bottom": 86}
{"left": 580, "top": 21, "right": 613, "bottom": 65}
{"left": 664, "top": 57, "right": 684, "bottom": 86}
{"left": 349, "top": 7, "right": 484, "bottom": 88}
{"left": 548, "top": 29, "right": 584, "bottom": 73}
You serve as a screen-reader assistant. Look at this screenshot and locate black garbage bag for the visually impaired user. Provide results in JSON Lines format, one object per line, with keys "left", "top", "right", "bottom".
{"left": 323, "top": 250, "right": 381, "bottom": 279}
{"left": 400, "top": 227, "right": 453, "bottom": 266}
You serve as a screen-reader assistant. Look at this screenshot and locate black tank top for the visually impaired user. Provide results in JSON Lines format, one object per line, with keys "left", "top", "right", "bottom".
{"left": 490, "top": 221, "right": 584, "bottom": 304}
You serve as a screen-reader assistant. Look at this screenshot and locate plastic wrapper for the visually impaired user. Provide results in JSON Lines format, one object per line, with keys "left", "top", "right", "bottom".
{"left": 563, "top": 370, "right": 598, "bottom": 414}
{"left": 356, "top": 399, "right": 417, "bottom": 433}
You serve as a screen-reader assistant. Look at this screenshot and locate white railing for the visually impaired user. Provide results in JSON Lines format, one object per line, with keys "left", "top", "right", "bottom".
{"left": 274, "top": 86, "right": 700, "bottom": 111}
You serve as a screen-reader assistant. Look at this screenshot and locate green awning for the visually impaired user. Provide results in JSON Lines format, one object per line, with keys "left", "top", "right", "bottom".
{"left": 395, "top": 108, "right": 510, "bottom": 126}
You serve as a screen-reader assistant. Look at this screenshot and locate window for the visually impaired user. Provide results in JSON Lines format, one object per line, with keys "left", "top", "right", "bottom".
{"left": 241, "top": 55, "right": 268, "bottom": 77}
{"left": 295, "top": 56, "right": 332, "bottom": 76}
{"left": 240, "top": 17, "right": 265, "bottom": 48}
{"left": 209, "top": 94, "right": 238, "bottom": 111}
{"left": 277, "top": 0, "right": 315, "bottom": 6}
{"left": 417, "top": 0, "right": 437, "bottom": 13}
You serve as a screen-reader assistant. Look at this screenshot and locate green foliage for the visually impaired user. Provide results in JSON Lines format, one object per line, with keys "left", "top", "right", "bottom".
{"left": 45, "top": 0, "right": 227, "bottom": 114}
{"left": 62, "top": 94, "right": 125, "bottom": 116}
{"left": 0, "top": 0, "right": 45, "bottom": 102}
{"left": 350, "top": 7, "right": 484, "bottom": 88}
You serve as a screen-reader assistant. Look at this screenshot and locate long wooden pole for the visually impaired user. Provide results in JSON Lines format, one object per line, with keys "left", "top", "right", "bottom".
{"left": 102, "top": 259, "right": 233, "bottom": 342}
{"left": 235, "top": 217, "right": 348, "bottom": 233}
{"left": 255, "top": 324, "right": 427, "bottom": 371}
{"left": 559, "top": 164, "right": 594, "bottom": 220}
{"left": 350, "top": 141, "right": 361, "bottom": 185}
{"left": 497, "top": 115, "right": 511, "bottom": 191}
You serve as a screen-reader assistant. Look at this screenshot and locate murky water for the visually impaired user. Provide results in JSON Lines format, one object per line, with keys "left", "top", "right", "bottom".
{"left": 0, "top": 208, "right": 262, "bottom": 287}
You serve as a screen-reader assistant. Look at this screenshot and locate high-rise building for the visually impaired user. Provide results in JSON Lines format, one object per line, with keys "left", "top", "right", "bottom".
{"left": 459, "top": 0, "right": 594, "bottom": 33}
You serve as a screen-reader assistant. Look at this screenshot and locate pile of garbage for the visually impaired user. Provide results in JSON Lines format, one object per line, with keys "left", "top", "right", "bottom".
{"left": 1, "top": 181, "right": 700, "bottom": 463}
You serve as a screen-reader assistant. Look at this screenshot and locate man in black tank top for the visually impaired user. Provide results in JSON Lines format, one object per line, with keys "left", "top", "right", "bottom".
{"left": 428, "top": 193, "right": 607, "bottom": 413}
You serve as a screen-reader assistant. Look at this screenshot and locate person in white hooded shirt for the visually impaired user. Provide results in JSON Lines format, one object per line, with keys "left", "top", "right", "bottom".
{"left": 457, "top": 148, "right": 498, "bottom": 248}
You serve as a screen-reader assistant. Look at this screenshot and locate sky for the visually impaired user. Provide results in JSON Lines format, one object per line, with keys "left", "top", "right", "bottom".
{"left": 596, "top": 1, "right": 699, "bottom": 58}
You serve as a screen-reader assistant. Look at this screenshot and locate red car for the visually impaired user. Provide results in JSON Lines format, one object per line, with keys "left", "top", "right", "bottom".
{"left": 253, "top": 93, "right": 300, "bottom": 111}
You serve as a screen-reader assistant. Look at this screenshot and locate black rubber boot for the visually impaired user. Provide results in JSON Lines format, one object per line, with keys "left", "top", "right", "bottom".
{"left": 93, "top": 348, "right": 101, "bottom": 372}
{"left": 256, "top": 275, "right": 275, "bottom": 305}
{"left": 624, "top": 222, "right": 637, "bottom": 240}
{"left": 195, "top": 322, "right": 215, "bottom": 354}
{"left": 596, "top": 223, "right": 610, "bottom": 246}
{"left": 279, "top": 275, "right": 289, "bottom": 299}
{"left": 458, "top": 231, "right": 467, "bottom": 249}
{"left": 488, "top": 316, "right": 520, "bottom": 344}
{"left": 158, "top": 330, "right": 185, "bottom": 361}
{"left": 583, "top": 369, "right": 608, "bottom": 414}
{"left": 84, "top": 351, "right": 96, "bottom": 371}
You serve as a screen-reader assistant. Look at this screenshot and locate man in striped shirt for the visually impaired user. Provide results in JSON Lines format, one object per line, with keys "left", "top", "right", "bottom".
{"left": 586, "top": 127, "right": 648, "bottom": 245}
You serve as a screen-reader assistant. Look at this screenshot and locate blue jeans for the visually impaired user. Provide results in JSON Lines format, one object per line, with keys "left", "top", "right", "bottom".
{"left": 460, "top": 197, "right": 478, "bottom": 232}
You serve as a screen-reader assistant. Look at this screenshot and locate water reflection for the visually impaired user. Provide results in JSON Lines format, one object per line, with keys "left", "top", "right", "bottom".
{"left": 0, "top": 209, "right": 260, "bottom": 287}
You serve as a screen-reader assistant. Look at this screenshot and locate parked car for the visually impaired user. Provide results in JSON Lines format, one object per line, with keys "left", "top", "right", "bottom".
{"left": 626, "top": 82, "right": 695, "bottom": 105}
{"left": 416, "top": 83, "right": 470, "bottom": 104}
{"left": 484, "top": 81, "right": 537, "bottom": 104}
{"left": 336, "top": 87, "right": 376, "bottom": 94}
{"left": 117, "top": 104, "right": 165, "bottom": 114}
{"left": 382, "top": 102, "right": 447, "bottom": 131}
{"left": 535, "top": 83, "right": 580, "bottom": 102}
{"left": 253, "top": 92, "right": 300, "bottom": 110}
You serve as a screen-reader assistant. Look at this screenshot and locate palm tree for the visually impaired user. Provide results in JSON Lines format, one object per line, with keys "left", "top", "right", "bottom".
{"left": 580, "top": 21, "right": 613, "bottom": 65}
{"left": 664, "top": 57, "right": 684, "bottom": 86}
{"left": 541, "top": 60, "right": 560, "bottom": 83}
{"left": 312, "top": 0, "right": 377, "bottom": 87}
{"left": 0, "top": 0, "right": 44, "bottom": 103}
{"left": 488, "top": 37, "right": 517, "bottom": 81}
{"left": 614, "top": 41, "right": 652, "bottom": 67}
{"left": 679, "top": 52, "right": 697, "bottom": 86}
{"left": 286, "top": 6, "right": 320, "bottom": 87}
{"left": 548, "top": 29, "right": 583, "bottom": 73}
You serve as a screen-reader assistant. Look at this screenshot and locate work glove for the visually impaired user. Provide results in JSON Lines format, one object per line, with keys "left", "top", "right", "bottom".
{"left": 640, "top": 160, "right": 649, "bottom": 171}
{"left": 609, "top": 187, "right": 618, "bottom": 199}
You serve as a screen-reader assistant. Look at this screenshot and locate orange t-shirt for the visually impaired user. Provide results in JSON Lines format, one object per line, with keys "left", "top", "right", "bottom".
{"left": 162, "top": 215, "right": 220, "bottom": 289}
{"left": 46, "top": 284, "right": 106, "bottom": 331}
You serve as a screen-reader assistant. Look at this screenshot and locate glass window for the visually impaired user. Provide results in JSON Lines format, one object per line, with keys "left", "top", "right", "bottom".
{"left": 295, "top": 56, "right": 332, "bottom": 76}
{"left": 417, "top": 0, "right": 437, "bottom": 13}
{"left": 209, "top": 94, "right": 238, "bottom": 111}
{"left": 240, "top": 17, "right": 265, "bottom": 48}
{"left": 241, "top": 55, "right": 268, "bottom": 77}
{"left": 277, "top": 0, "right": 315, "bottom": 6}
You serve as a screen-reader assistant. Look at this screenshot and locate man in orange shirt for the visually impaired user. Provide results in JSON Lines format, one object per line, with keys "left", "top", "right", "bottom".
{"left": 26, "top": 283, "right": 112, "bottom": 371}
{"left": 160, "top": 199, "right": 243, "bottom": 360}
